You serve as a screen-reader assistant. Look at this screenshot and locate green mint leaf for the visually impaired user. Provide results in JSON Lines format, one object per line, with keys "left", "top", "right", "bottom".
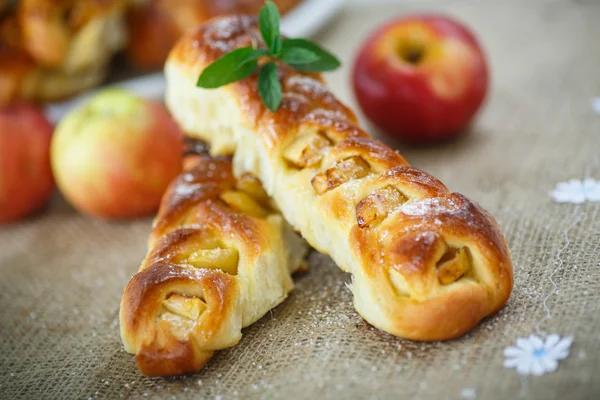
{"left": 281, "top": 38, "right": 341, "bottom": 72}
{"left": 271, "top": 36, "right": 282, "bottom": 55}
{"left": 196, "top": 47, "right": 259, "bottom": 88}
{"left": 240, "top": 48, "right": 270, "bottom": 65}
{"left": 258, "top": 62, "right": 282, "bottom": 112}
{"left": 259, "top": 1, "right": 281, "bottom": 54}
{"left": 279, "top": 46, "right": 320, "bottom": 65}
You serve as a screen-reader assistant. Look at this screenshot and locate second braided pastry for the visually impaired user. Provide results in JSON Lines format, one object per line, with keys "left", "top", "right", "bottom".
{"left": 120, "top": 154, "right": 307, "bottom": 376}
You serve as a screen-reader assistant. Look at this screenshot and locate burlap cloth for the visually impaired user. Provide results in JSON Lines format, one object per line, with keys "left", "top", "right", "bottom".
{"left": 2, "top": 1, "right": 599, "bottom": 399}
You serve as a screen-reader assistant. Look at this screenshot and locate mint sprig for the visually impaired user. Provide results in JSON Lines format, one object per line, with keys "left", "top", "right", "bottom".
{"left": 196, "top": 0, "right": 341, "bottom": 112}
{"left": 195, "top": 47, "right": 260, "bottom": 88}
{"left": 280, "top": 38, "right": 341, "bottom": 72}
{"left": 258, "top": 62, "right": 282, "bottom": 111}
{"left": 259, "top": 0, "right": 281, "bottom": 54}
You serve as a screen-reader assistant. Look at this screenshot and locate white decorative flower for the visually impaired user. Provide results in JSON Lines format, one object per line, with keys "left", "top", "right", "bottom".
{"left": 504, "top": 334, "right": 573, "bottom": 376}
{"left": 549, "top": 178, "right": 600, "bottom": 204}
{"left": 460, "top": 387, "right": 476, "bottom": 399}
{"left": 593, "top": 97, "right": 600, "bottom": 114}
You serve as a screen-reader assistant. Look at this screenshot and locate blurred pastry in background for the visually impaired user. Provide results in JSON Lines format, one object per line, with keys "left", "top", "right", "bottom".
{"left": 0, "top": 0, "right": 127, "bottom": 105}
{"left": 0, "top": 0, "right": 17, "bottom": 15}
{"left": 126, "top": 0, "right": 301, "bottom": 70}
{"left": 0, "top": 14, "right": 26, "bottom": 104}
{"left": 0, "top": 0, "right": 305, "bottom": 104}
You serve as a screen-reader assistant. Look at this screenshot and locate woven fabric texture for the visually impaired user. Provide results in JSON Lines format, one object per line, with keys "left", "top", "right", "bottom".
{"left": 1, "top": 1, "right": 599, "bottom": 399}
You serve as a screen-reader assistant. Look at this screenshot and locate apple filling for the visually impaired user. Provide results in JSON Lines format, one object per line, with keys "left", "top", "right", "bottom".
{"left": 220, "top": 190, "right": 269, "bottom": 218}
{"left": 163, "top": 293, "right": 207, "bottom": 320}
{"left": 388, "top": 269, "right": 411, "bottom": 297}
{"left": 311, "top": 156, "right": 371, "bottom": 195}
{"left": 283, "top": 131, "right": 332, "bottom": 168}
{"left": 356, "top": 186, "right": 407, "bottom": 228}
{"left": 161, "top": 293, "right": 207, "bottom": 340}
{"left": 184, "top": 248, "right": 239, "bottom": 275}
{"left": 162, "top": 232, "right": 240, "bottom": 275}
{"left": 436, "top": 246, "right": 471, "bottom": 285}
{"left": 235, "top": 173, "right": 269, "bottom": 205}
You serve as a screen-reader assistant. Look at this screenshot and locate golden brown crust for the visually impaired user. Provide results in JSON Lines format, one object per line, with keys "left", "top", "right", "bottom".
{"left": 121, "top": 262, "right": 238, "bottom": 376}
{"left": 120, "top": 154, "right": 306, "bottom": 375}
{"left": 166, "top": 16, "right": 513, "bottom": 341}
{"left": 150, "top": 155, "right": 235, "bottom": 241}
{"left": 325, "top": 138, "right": 410, "bottom": 172}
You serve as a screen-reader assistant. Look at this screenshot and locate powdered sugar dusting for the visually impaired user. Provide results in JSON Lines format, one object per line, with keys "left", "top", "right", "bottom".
{"left": 401, "top": 197, "right": 459, "bottom": 217}
{"left": 173, "top": 182, "right": 203, "bottom": 198}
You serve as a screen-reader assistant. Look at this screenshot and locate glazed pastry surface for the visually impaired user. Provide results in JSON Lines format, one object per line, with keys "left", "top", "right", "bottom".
{"left": 120, "top": 154, "right": 307, "bottom": 376}
{"left": 165, "top": 16, "right": 513, "bottom": 341}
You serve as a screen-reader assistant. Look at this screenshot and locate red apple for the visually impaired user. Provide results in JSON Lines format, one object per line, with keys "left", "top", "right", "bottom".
{"left": 352, "top": 14, "right": 489, "bottom": 142}
{"left": 51, "top": 89, "right": 183, "bottom": 219}
{"left": 0, "top": 102, "right": 54, "bottom": 224}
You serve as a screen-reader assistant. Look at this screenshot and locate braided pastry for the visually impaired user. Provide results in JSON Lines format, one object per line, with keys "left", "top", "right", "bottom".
{"left": 120, "top": 154, "right": 307, "bottom": 376}
{"left": 164, "top": 16, "right": 513, "bottom": 341}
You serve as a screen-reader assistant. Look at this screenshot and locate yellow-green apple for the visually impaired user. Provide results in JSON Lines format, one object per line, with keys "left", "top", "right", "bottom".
{"left": 51, "top": 89, "right": 183, "bottom": 219}
{"left": 0, "top": 102, "right": 54, "bottom": 224}
{"left": 352, "top": 15, "right": 489, "bottom": 142}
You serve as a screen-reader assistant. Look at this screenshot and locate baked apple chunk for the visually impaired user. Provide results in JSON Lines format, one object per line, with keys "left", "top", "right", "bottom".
{"left": 283, "top": 131, "right": 332, "bottom": 168}
{"left": 436, "top": 246, "right": 471, "bottom": 285}
{"left": 311, "top": 156, "right": 371, "bottom": 194}
{"left": 356, "top": 186, "right": 407, "bottom": 228}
